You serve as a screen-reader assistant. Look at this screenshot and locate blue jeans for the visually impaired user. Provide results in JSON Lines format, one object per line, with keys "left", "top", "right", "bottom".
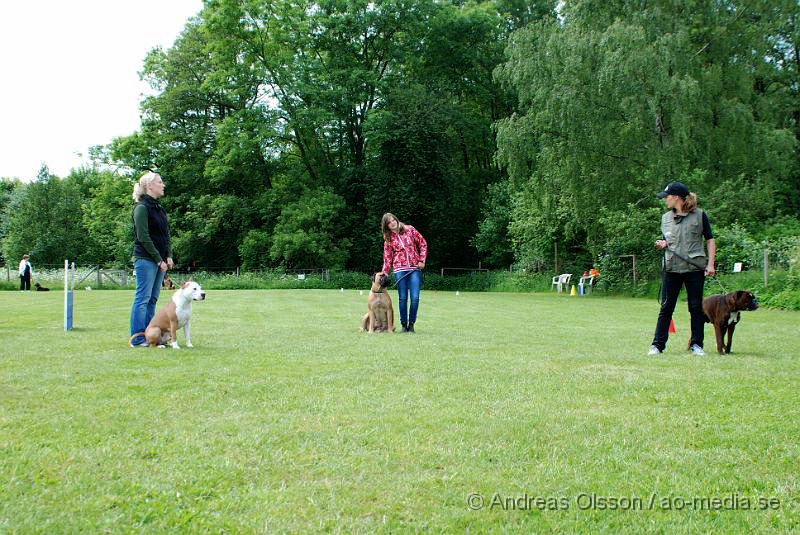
{"left": 394, "top": 270, "right": 421, "bottom": 325}
{"left": 130, "top": 258, "right": 165, "bottom": 345}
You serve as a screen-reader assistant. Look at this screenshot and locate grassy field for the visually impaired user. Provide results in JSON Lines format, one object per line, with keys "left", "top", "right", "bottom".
{"left": 1, "top": 289, "right": 798, "bottom": 533}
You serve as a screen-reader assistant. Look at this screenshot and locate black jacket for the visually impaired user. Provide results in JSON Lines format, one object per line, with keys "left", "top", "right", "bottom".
{"left": 132, "top": 195, "right": 171, "bottom": 262}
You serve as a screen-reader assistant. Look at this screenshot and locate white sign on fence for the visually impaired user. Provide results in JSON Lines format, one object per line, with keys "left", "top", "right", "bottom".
{"left": 733, "top": 262, "right": 743, "bottom": 273}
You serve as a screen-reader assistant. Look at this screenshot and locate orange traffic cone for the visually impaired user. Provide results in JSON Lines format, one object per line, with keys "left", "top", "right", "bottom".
{"left": 669, "top": 319, "right": 676, "bottom": 333}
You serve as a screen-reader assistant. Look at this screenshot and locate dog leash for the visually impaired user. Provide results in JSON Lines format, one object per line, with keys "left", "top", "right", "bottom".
{"left": 658, "top": 247, "right": 726, "bottom": 304}
{"left": 667, "top": 247, "right": 727, "bottom": 293}
{"left": 390, "top": 268, "right": 422, "bottom": 289}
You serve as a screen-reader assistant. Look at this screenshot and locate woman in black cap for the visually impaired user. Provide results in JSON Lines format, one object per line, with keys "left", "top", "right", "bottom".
{"left": 648, "top": 182, "right": 715, "bottom": 356}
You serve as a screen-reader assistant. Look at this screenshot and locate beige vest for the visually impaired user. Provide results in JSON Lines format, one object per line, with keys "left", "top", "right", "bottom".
{"left": 661, "top": 209, "right": 706, "bottom": 273}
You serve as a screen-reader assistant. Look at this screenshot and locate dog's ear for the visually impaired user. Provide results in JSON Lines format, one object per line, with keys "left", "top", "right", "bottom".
{"left": 186, "top": 276, "right": 193, "bottom": 282}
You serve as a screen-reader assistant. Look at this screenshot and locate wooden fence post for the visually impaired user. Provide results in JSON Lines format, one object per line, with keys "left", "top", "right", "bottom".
{"left": 554, "top": 242, "right": 558, "bottom": 274}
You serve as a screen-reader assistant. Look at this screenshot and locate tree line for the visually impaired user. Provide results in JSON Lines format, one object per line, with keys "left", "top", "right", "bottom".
{"left": 2, "top": 0, "right": 798, "bottom": 281}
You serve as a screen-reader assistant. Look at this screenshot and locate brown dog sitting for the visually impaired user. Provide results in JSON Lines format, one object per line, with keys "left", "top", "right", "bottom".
{"left": 163, "top": 274, "right": 177, "bottom": 290}
{"left": 360, "top": 272, "right": 394, "bottom": 333}
{"left": 700, "top": 290, "right": 759, "bottom": 354}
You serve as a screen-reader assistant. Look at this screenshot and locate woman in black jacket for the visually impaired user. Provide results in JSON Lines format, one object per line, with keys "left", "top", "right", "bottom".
{"left": 129, "top": 172, "right": 173, "bottom": 347}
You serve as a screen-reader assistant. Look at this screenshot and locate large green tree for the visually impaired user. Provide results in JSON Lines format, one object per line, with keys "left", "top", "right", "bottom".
{"left": 493, "top": 0, "right": 799, "bottom": 271}
{"left": 108, "top": 0, "right": 526, "bottom": 271}
{"left": 79, "top": 168, "right": 135, "bottom": 267}
{"left": 2, "top": 165, "right": 87, "bottom": 267}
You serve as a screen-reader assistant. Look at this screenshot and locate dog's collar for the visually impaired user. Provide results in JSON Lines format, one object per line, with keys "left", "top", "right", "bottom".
{"left": 370, "top": 289, "right": 386, "bottom": 294}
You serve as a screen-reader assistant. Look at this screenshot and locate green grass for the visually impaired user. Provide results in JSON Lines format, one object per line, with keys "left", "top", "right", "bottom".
{"left": 1, "top": 289, "right": 799, "bottom": 533}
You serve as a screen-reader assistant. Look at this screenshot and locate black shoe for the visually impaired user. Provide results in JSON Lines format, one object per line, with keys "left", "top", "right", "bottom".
{"left": 407, "top": 323, "right": 415, "bottom": 333}
{"left": 401, "top": 323, "right": 408, "bottom": 333}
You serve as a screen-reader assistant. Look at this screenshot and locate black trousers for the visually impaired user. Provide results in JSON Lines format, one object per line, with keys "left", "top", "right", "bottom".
{"left": 651, "top": 270, "right": 705, "bottom": 351}
{"left": 20, "top": 273, "right": 31, "bottom": 291}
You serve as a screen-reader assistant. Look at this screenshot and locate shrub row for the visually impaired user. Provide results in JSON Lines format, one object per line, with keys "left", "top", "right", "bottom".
{"left": 3, "top": 268, "right": 798, "bottom": 310}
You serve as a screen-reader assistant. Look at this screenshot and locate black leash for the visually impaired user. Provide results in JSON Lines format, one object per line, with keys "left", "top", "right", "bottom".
{"left": 657, "top": 247, "right": 726, "bottom": 305}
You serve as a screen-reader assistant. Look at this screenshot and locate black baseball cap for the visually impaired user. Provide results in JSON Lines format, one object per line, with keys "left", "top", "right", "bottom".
{"left": 656, "top": 182, "right": 689, "bottom": 199}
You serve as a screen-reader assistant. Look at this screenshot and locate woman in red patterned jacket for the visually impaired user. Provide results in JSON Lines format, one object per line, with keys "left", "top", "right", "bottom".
{"left": 381, "top": 213, "right": 428, "bottom": 333}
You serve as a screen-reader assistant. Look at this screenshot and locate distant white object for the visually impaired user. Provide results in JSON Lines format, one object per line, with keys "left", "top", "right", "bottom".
{"left": 733, "top": 262, "right": 743, "bottom": 273}
{"left": 341, "top": 288, "right": 344, "bottom": 292}
{"left": 297, "top": 274, "right": 305, "bottom": 280}
{"left": 551, "top": 273, "right": 572, "bottom": 294}
{"left": 85, "top": 286, "right": 92, "bottom": 291}
{"left": 359, "top": 290, "right": 363, "bottom": 296}
{"left": 456, "top": 291, "right": 460, "bottom": 296}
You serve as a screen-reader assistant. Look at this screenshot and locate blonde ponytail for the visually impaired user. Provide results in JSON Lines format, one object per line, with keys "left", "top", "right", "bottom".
{"left": 683, "top": 192, "right": 697, "bottom": 212}
{"left": 132, "top": 171, "right": 160, "bottom": 202}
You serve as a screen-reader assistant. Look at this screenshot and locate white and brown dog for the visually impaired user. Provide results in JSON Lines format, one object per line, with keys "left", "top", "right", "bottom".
{"left": 129, "top": 278, "right": 206, "bottom": 349}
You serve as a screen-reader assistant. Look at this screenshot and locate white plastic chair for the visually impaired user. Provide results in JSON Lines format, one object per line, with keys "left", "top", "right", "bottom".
{"left": 551, "top": 273, "right": 572, "bottom": 293}
{"left": 579, "top": 274, "right": 595, "bottom": 294}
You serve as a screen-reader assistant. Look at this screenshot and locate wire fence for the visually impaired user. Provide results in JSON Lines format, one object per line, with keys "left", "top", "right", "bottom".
{"left": 3, "top": 264, "right": 333, "bottom": 288}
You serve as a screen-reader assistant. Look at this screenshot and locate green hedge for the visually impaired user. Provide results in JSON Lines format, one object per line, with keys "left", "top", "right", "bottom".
{"left": 4, "top": 268, "right": 798, "bottom": 310}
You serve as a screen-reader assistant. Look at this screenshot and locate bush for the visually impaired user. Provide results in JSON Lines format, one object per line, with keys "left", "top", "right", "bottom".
{"left": 5, "top": 264, "right": 799, "bottom": 310}
{"left": 714, "top": 223, "right": 762, "bottom": 272}
{"left": 593, "top": 205, "right": 663, "bottom": 293}
{"left": 239, "top": 230, "right": 272, "bottom": 271}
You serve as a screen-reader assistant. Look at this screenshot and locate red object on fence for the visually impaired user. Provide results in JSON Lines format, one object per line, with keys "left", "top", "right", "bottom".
{"left": 669, "top": 319, "right": 676, "bottom": 333}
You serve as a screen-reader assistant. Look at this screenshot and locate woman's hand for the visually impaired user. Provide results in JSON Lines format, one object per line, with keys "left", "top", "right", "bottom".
{"left": 166, "top": 257, "right": 174, "bottom": 269}
{"left": 417, "top": 262, "right": 425, "bottom": 270}
{"left": 655, "top": 240, "right": 667, "bottom": 250}
{"left": 158, "top": 260, "right": 168, "bottom": 272}
{"left": 705, "top": 263, "right": 715, "bottom": 277}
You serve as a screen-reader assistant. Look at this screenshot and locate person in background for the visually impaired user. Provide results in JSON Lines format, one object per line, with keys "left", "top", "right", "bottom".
{"left": 18, "top": 254, "right": 32, "bottom": 291}
{"left": 648, "top": 182, "right": 716, "bottom": 357}
{"left": 129, "top": 172, "right": 173, "bottom": 347}
{"left": 381, "top": 213, "right": 428, "bottom": 333}
{"left": 589, "top": 267, "right": 600, "bottom": 292}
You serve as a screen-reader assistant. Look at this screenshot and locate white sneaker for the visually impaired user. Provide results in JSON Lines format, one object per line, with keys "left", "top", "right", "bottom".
{"left": 689, "top": 344, "right": 706, "bottom": 356}
{"left": 648, "top": 345, "right": 662, "bottom": 356}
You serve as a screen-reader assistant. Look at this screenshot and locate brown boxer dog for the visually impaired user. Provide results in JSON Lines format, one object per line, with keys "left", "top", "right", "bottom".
{"left": 700, "top": 290, "right": 758, "bottom": 354}
{"left": 360, "top": 272, "right": 394, "bottom": 333}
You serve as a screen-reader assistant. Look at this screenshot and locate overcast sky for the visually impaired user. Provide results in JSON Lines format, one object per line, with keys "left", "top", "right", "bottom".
{"left": 0, "top": 1, "right": 203, "bottom": 181}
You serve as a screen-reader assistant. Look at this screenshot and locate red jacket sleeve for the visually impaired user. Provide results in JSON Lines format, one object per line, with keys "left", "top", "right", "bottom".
{"left": 414, "top": 227, "right": 427, "bottom": 262}
{"left": 382, "top": 239, "right": 393, "bottom": 273}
